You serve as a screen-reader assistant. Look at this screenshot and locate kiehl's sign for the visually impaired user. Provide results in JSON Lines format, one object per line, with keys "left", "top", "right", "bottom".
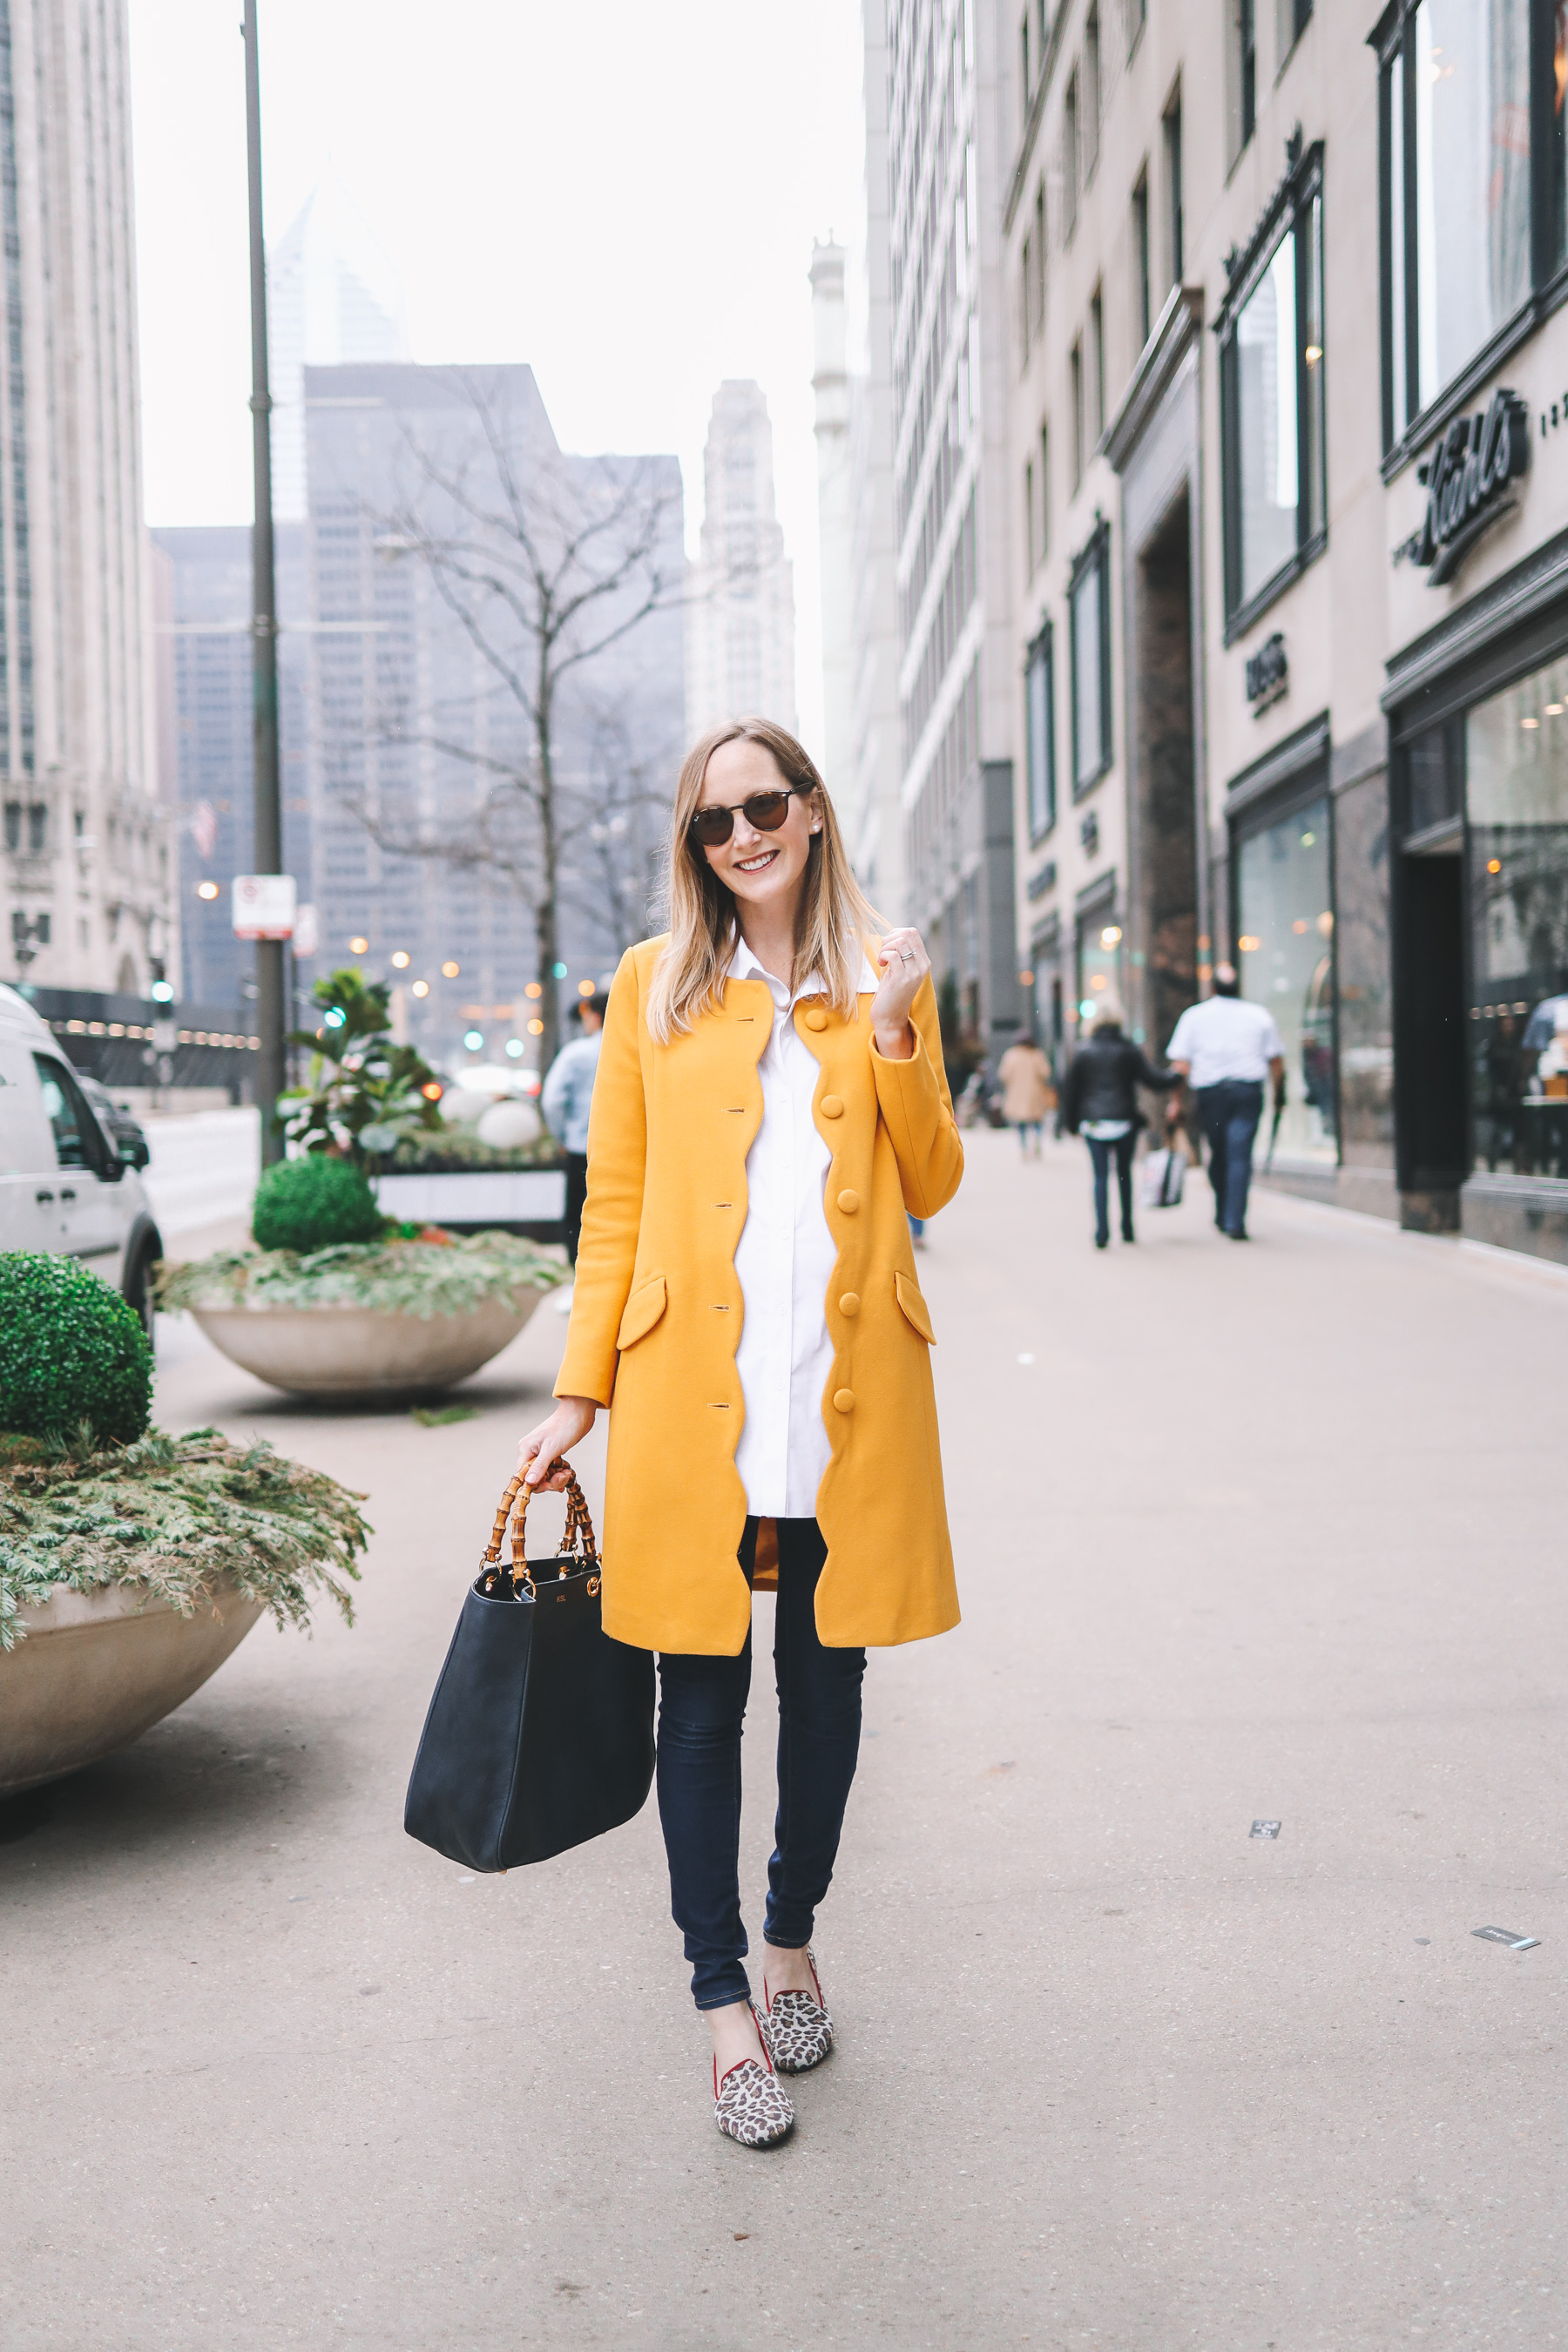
{"left": 1396, "top": 388, "right": 1530, "bottom": 585}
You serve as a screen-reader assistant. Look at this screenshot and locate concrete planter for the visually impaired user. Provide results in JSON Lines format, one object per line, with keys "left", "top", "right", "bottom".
{"left": 0, "top": 1579, "right": 265, "bottom": 1798}
{"left": 188, "top": 1288, "right": 543, "bottom": 1398}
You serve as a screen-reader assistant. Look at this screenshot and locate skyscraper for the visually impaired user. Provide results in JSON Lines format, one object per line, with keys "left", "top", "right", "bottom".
{"left": 0, "top": 0, "right": 168, "bottom": 998}
{"left": 267, "top": 179, "right": 411, "bottom": 523}
{"left": 686, "top": 382, "right": 797, "bottom": 741}
{"left": 864, "top": 0, "right": 1020, "bottom": 1051}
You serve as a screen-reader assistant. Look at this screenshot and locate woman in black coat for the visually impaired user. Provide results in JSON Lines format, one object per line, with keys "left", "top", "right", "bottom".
{"left": 1059, "top": 1003, "right": 1179, "bottom": 1249}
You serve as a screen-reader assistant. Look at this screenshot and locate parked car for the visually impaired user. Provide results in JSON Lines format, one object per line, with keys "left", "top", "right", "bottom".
{"left": 78, "top": 1074, "right": 151, "bottom": 1170}
{"left": 0, "top": 983, "right": 164, "bottom": 1335}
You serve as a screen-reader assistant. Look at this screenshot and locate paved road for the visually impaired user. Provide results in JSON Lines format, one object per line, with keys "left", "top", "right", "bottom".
{"left": 140, "top": 1106, "right": 261, "bottom": 1239}
{"left": 3, "top": 1136, "right": 1564, "bottom": 2349}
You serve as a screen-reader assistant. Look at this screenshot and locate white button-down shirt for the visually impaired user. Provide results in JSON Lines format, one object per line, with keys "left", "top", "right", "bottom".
{"left": 729, "top": 937, "right": 878, "bottom": 1520}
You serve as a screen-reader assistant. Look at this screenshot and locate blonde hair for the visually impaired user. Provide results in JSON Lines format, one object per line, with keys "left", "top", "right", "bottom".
{"left": 646, "top": 718, "right": 882, "bottom": 1044}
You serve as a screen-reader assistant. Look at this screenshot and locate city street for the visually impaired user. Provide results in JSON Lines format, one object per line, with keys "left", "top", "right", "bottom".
{"left": 139, "top": 1107, "right": 263, "bottom": 1241}
{"left": 3, "top": 1132, "right": 1564, "bottom": 2349}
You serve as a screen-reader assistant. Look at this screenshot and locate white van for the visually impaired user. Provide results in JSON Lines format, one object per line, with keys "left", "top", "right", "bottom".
{"left": 0, "top": 982, "right": 164, "bottom": 1335}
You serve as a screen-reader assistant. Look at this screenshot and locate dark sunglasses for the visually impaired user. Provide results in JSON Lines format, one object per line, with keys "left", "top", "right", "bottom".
{"left": 687, "top": 785, "right": 810, "bottom": 849}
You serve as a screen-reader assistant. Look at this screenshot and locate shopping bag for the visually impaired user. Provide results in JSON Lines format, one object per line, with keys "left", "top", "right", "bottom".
{"left": 1139, "top": 1144, "right": 1186, "bottom": 1208}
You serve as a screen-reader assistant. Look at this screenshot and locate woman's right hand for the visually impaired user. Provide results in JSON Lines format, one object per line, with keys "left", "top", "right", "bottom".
{"left": 517, "top": 1395, "right": 598, "bottom": 1490}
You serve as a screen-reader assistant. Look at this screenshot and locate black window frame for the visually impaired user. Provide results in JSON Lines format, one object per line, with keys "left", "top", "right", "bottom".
{"left": 1068, "top": 517, "right": 1113, "bottom": 800}
{"left": 1025, "top": 621, "right": 1058, "bottom": 843}
{"left": 1373, "top": 0, "right": 1566, "bottom": 480}
{"left": 1217, "top": 138, "right": 1327, "bottom": 644}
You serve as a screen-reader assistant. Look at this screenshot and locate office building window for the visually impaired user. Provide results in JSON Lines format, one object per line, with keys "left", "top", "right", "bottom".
{"left": 1064, "top": 71, "right": 1079, "bottom": 236}
{"left": 1379, "top": 0, "right": 1561, "bottom": 450}
{"left": 1024, "top": 461, "right": 1036, "bottom": 575}
{"left": 1039, "top": 421, "right": 1051, "bottom": 558}
{"left": 1026, "top": 625, "right": 1056, "bottom": 841}
{"left": 1090, "top": 287, "right": 1105, "bottom": 440}
{"left": 1230, "top": 0, "right": 1258, "bottom": 158}
{"left": 1085, "top": 8, "right": 1101, "bottom": 179}
{"left": 1069, "top": 521, "right": 1112, "bottom": 795}
{"left": 1220, "top": 146, "right": 1326, "bottom": 625}
{"left": 1034, "top": 184, "right": 1047, "bottom": 332}
{"left": 1132, "top": 170, "right": 1151, "bottom": 348}
{"left": 1022, "top": 234, "right": 1034, "bottom": 353}
{"left": 1125, "top": 0, "right": 1147, "bottom": 51}
{"left": 1163, "top": 95, "right": 1184, "bottom": 286}
{"left": 1071, "top": 339, "right": 1085, "bottom": 487}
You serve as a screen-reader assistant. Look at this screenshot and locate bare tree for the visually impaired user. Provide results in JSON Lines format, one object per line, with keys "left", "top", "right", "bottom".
{"left": 341, "top": 372, "right": 683, "bottom": 1070}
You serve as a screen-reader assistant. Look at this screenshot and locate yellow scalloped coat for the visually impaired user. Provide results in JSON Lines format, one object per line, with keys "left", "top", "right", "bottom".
{"left": 555, "top": 936, "right": 963, "bottom": 1655}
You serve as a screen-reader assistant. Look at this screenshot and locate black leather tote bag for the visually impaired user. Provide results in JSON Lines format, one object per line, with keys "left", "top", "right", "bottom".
{"left": 404, "top": 1468, "right": 654, "bottom": 1872}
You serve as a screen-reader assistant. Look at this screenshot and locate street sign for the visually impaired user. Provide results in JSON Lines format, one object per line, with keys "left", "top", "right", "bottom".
{"left": 232, "top": 873, "right": 296, "bottom": 940}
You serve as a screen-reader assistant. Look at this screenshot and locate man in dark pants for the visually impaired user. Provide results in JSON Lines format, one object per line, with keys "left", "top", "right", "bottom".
{"left": 541, "top": 990, "right": 607, "bottom": 1264}
{"left": 1166, "top": 963, "right": 1285, "bottom": 1240}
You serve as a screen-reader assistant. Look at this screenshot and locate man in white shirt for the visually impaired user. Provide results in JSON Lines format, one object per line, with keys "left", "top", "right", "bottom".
{"left": 1166, "top": 963, "right": 1286, "bottom": 1241}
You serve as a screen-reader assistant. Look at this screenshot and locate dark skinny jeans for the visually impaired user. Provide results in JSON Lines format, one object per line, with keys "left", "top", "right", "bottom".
{"left": 1196, "top": 1078, "right": 1265, "bottom": 1235}
{"left": 655, "top": 1517, "right": 866, "bottom": 2011}
{"left": 1085, "top": 1130, "right": 1137, "bottom": 1244}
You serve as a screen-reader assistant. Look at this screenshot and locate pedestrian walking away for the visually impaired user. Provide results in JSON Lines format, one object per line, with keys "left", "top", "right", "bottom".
{"left": 1058, "top": 999, "right": 1179, "bottom": 1248}
{"left": 516, "top": 716, "right": 963, "bottom": 2149}
{"left": 540, "top": 989, "right": 608, "bottom": 1263}
{"left": 997, "top": 1032, "right": 1054, "bottom": 1157}
{"left": 1166, "top": 963, "right": 1286, "bottom": 1240}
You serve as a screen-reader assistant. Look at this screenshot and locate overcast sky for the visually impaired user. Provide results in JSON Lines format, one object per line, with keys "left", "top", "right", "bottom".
{"left": 126, "top": 0, "right": 869, "bottom": 762}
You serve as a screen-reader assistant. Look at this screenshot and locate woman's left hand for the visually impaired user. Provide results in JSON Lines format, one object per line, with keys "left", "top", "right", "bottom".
{"left": 870, "top": 929, "right": 929, "bottom": 1061}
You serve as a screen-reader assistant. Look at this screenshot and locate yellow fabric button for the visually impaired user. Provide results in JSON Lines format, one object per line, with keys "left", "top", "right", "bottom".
{"left": 838, "top": 1291, "right": 860, "bottom": 1317}
{"left": 833, "top": 1388, "right": 855, "bottom": 1414}
{"left": 820, "top": 1093, "right": 844, "bottom": 1118}
{"left": 836, "top": 1189, "right": 859, "bottom": 1214}
{"left": 804, "top": 1007, "right": 828, "bottom": 1031}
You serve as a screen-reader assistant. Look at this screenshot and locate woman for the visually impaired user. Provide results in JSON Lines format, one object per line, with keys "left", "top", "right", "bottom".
{"left": 996, "top": 1031, "right": 1054, "bottom": 1156}
{"left": 1059, "top": 999, "right": 1178, "bottom": 1249}
{"left": 517, "top": 718, "right": 963, "bottom": 2149}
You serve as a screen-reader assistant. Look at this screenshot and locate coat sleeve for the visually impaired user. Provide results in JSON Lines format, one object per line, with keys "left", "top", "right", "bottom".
{"left": 868, "top": 974, "right": 964, "bottom": 1219}
{"left": 1059, "top": 1051, "right": 1083, "bottom": 1133}
{"left": 1136, "top": 1049, "right": 1179, "bottom": 1091}
{"left": 554, "top": 951, "right": 646, "bottom": 1407}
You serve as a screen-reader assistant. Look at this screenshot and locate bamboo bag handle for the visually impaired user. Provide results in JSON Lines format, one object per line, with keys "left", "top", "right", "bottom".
{"left": 479, "top": 1466, "right": 599, "bottom": 1599}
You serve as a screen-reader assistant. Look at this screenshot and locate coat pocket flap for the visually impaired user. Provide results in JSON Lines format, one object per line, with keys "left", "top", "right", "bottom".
{"left": 894, "top": 1269, "right": 935, "bottom": 1343}
{"left": 616, "top": 1274, "right": 667, "bottom": 1352}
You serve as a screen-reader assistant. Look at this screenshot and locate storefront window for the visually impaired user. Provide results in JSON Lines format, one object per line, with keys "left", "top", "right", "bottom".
{"left": 1235, "top": 794, "right": 1336, "bottom": 1163}
{"left": 1220, "top": 164, "right": 1326, "bottom": 623}
{"left": 1077, "top": 917, "right": 1123, "bottom": 1027}
{"left": 1381, "top": 0, "right": 1557, "bottom": 446}
{"left": 1026, "top": 625, "right": 1056, "bottom": 840}
{"left": 1466, "top": 656, "right": 1568, "bottom": 1178}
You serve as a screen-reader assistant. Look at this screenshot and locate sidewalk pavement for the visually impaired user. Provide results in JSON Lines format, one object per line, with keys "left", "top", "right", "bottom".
{"left": 3, "top": 1132, "right": 1563, "bottom": 2349}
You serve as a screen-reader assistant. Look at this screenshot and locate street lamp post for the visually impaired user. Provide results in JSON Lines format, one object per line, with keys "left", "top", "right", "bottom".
{"left": 243, "top": 0, "right": 285, "bottom": 1167}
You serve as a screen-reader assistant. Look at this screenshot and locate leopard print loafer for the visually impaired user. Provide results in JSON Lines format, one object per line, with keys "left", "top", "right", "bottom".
{"left": 713, "top": 2026, "right": 795, "bottom": 2149}
{"left": 759, "top": 1950, "right": 834, "bottom": 2074}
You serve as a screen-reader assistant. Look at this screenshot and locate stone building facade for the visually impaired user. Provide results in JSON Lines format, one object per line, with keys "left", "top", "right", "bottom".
{"left": 1003, "top": 0, "right": 1568, "bottom": 1262}
{"left": 0, "top": 0, "right": 167, "bottom": 1002}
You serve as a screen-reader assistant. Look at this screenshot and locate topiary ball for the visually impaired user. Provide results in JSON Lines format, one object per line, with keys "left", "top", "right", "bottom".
{"left": 252, "top": 1154, "right": 383, "bottom": 1254}
{"left": 0, "top": 1254, "right": 154, "bottom": 1443}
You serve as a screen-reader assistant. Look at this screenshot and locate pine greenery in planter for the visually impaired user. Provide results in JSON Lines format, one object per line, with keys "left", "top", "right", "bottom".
{"left": 157, "top": 1227, "right": 568, "bottom": 1318}
{"left": 0, "top": 1254, "right": 153, "bottom": 1444}
{"left": 0, "top": 1426, "right": 370, "bottom": 1652}
{"left": 253, "top": 1156, "right": 382, "bottom": 1253}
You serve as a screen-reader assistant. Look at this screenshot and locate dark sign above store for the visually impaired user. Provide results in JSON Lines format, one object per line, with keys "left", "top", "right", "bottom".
{"left": 1245, "top": 632, "right": 1288, "bottom": 713}
{"left": 1393, "top": 388, "right": 1530, "bottom": 586}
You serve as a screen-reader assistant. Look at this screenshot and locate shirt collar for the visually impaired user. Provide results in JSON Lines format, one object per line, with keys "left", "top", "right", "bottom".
{"left": 727, "top": 934, "right": 881, "bottom": 1002}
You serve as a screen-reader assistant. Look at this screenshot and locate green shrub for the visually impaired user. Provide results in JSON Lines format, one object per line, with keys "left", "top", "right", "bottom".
{"left": 252, "top": 1156, "right": 383, "bottom": 1254}
{"left": 0, "top": 1254, "right": 153, "bottom": 1443}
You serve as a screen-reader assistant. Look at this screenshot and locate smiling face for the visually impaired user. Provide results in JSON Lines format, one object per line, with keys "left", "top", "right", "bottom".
{"left": 694, "top": 735, "right": 822, "bottom": 916}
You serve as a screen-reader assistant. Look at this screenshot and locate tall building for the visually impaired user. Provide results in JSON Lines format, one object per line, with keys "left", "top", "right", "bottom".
{"left": 152, "top": 524, "right": 308, "bottom": 1010}
{"left": 0, "top": 0, "right": 169, "bottom": 999}
{"left": 686, "top": 382, "right": 797, "bottom": 740}
{"left": 869, "top": 0, "right": 1020, "bottom": 1053}
{"left": 811, "top": 233, "right": 905, "bottom": 918}
{"left": 1002, "top": 0, "right": 1568, "bottom": 1268}
{"left": 267, "top": 179, "right": 410, "bottom": 523}
{"left": 302, "top": 362, "right": 684, "bottom": 1067}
